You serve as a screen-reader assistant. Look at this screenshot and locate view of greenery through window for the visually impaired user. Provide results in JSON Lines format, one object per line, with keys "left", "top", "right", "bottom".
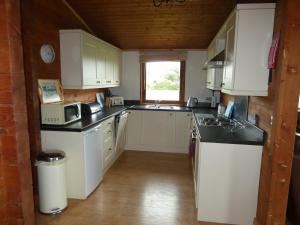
{"left": 145, "top": 61, "right": 180, "bottom": 101}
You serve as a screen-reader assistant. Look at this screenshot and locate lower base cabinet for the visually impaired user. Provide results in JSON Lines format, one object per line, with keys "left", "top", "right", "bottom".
{"left": 41, "top": 116, "right": 119, "bottom": 200}
{"left": 100, "top": 117, "right": 116, "bottom": 174}
{"left": 41, "top": 125, "right": 103, "bottom": 200}
{"left": 196, "top": 142, "right": 263, "bottom": 225}
{"left": 125, "top": 110, "right": 191, "bottom": 153}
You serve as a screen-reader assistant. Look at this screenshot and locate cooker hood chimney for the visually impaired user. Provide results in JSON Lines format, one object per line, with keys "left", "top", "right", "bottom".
{"left": 203, "top": 50, "right": 225, "bottom": 70}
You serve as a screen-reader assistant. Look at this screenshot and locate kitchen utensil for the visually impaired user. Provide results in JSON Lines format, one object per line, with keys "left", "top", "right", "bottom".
{"left": 218, "top": 104, "right": 226, "bottom": 115}
{"left": 186, "top": 97, "right": 198, "bottom": 108}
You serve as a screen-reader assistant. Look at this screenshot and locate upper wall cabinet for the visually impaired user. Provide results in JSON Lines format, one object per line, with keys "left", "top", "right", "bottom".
{"left": 220, "top": 3, "right": 275, "bottom": 96}
{"left": 59, "top": 29, "right": 121, "bottom": 89}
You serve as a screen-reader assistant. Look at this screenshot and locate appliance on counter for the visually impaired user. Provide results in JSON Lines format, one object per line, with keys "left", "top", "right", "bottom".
{"left": 41, "top": 102, "right": 81, "bottom": 125}
{"left": 81, "top": 92, "right": 105, "bottom": 116}
{"left": 81, "top": 102, "right": 102, "bottom": 115}
{"left": 110, "top": 96, "right": 124, "bottom": 106}
{"left": 187, "top": 97, "right": 198, "bottom": 108}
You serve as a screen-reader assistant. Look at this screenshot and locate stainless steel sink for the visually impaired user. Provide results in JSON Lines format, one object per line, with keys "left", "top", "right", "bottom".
{"left": 145, "top": 105, "right": 180, "bottom": 110}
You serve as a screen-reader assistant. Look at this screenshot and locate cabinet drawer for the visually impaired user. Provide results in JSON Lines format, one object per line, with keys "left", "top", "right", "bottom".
{"left": 102, "top": 117, "right": 114, "bottom": 130}
{"left": 103, "top": 138, "right": 114, "bottom": 168}
{"left": 103, "top": 128, "right": 114, "bottom": 141}
{"left": 104, "top": 142, "right": 114, "bottom": 158}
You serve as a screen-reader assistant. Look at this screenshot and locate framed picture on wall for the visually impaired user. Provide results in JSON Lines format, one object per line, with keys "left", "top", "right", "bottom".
{"left": 38, "top": 79, "right": 64, "bottom": 104}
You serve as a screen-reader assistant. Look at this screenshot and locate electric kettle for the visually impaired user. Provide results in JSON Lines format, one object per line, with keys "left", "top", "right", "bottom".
{"left": 186, "top": 97, "right": 198, "bottom": 108}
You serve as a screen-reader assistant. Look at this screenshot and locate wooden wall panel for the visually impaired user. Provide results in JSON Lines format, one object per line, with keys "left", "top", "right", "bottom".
{"left": 0, "top": 1, "right": 35, "bottom": 225}
{"left": 21, "top": 0, "right": 105, "bottom": 193}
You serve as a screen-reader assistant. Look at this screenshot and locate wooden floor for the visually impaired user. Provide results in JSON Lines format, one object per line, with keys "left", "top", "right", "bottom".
{"left": 36, "top": 150, "right": 224, "bottom": 225}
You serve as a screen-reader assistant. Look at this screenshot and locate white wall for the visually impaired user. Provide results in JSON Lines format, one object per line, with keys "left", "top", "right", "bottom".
{"left": 110, "top": 50, "right": 212, "bottom": 101}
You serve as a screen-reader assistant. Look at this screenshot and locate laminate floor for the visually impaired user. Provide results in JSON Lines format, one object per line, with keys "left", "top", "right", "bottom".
{"left": 36, "top": 150, "right": 224, "bottom": 225}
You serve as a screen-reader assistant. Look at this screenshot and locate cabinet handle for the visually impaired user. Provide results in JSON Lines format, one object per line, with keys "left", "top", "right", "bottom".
{"left": 221, "top": 82, "right": 225, "bottom": 87}
{"left": 96, "top": 81, "right": 100, "bottom": 83}
{"left": 187, "top": 114, "right": 190, "bottom": 117}
{"left": 106, "top": 80, "right": 111, "bottom": 83}
{"left": 116, "top": 81, "right": 119, "bottom": 83}
{"left": 108, "top": 148, "right": 112, "bottom": 151}
{"left": 170, "top": 113, "right": 173, "bottom": 116}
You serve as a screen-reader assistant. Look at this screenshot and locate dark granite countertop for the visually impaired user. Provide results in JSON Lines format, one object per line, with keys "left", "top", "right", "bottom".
{"left": 191, "top": 108, "right": 264, "bottom": 145}
{"left": 40, "top": 104, "right": 264, "bottom": 146}
{"left": 41, "top": 106, "right": 127, "bottom": 132}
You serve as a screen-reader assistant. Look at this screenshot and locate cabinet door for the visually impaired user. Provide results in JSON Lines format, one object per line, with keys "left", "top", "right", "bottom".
{"left": 206, "top": 69, "right": 214, "bottom": 89}
{"left": 113, "top": 50, "right": 120, "bottom": 85}
{"left": 82, "top": 36, "right": 98, "bottom": 86}
{"left": 223, "top": 25, "right": 235, "bottom": 90}
{"left": 96, "top": 44, "right": 106, "bottom": 85}
{"left": 175, "top": 112, "right": 192, "bottom": 152}
{"left": 105, "top": 50, "right": 114, "bottom": 85}
{"left": 126, "top": 110, "right": 143, "bottom": 146}
{"left": 141, "top": 111, "right": 175, "bottom": 148}
{"left": 83, "top": 127, "right": 102, "bottom": 196}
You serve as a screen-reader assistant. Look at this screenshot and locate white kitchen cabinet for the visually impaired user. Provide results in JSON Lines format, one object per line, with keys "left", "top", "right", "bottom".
{"left": 126, "top": 110, "right": 143, "bottom": 146}
{"left": 41, "top": 125, "right": 103, "bottom": 200}
{"left": 175, "top": 112, "right": 192, "bottom": 152}
{"left": 59, "top": 29, "right": 121, "bottom": 89}
{"left": 196, "top": 142, "right": 263, "bottom": 225}
{"left": 96, "top": 45, "right": 107, "bottom": 85}
{"left": 82, "top": 35, "right": 98, "bottom": 86}
{"left": 141, "top": 111, "right": 175, "bottom": 149}
{"left": 125, "top": 110, "right": 191, "bottom": 153}
{"left": 206, "top": 68, "right": 223, "bottom": 90}
{"left": 105, "top": 49, "right": 121, "bottom": 86}
{"left": 221, "top": 4, "right": 275, "bottom": 96}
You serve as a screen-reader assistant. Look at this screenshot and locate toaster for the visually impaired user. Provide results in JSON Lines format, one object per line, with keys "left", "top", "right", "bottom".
{"left": 110, "top": 96, "right": 124, "bottom": 106}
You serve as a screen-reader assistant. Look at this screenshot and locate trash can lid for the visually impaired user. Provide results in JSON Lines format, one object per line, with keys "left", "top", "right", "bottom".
{"left": 37, "top": 150, "right": 65, "bottom": 162}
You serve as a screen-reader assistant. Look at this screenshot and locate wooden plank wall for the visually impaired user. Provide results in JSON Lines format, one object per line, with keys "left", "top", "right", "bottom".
{"left": 21, "top": 0, "right": 105, "bottom": 192}
{"left": 0, "top": 1, "right": 35, "bottom": 225}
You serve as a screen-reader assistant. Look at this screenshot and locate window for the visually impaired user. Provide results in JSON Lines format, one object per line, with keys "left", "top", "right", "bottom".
{"left": 141, "top": 61, "right": 185, "bottom": 104}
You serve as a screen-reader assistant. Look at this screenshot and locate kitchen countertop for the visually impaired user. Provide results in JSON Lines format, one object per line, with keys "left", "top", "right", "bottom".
{"left": 41, "top": 104, "right": 264, "bottom": 146}
{"left": 41, "top": 106, "right": 127, "bottom": 132}
{"left": 192, "top": 108, "right": 264, "bottom": 145}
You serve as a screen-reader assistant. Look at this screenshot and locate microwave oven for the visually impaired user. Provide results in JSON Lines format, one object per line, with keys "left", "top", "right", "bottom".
{"left": 41, "top": 102, "right": 81, "bottom": 125}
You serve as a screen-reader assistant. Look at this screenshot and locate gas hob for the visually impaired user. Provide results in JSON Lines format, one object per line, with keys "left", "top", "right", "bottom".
{"left": 195, "top": 113, "right": 245, "bottom": 131}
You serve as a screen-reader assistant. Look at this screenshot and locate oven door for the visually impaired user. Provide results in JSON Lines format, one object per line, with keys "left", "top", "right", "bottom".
{"left": 64, "top": 104, "right": 81, "bottom": 124}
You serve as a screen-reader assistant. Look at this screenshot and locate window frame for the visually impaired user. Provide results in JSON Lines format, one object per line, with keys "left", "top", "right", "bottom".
{"left": 140, "top": 61, "right": 185, "bottom": 105}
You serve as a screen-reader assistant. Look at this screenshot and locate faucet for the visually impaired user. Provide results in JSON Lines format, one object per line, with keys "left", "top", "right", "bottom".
{"left": 154, "top": 100, "right": 160, "bottom": 108}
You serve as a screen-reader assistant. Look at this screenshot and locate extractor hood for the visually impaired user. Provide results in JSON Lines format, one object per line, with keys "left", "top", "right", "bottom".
{"left": 203, "top": 50, "right": 225, "bottom": 70}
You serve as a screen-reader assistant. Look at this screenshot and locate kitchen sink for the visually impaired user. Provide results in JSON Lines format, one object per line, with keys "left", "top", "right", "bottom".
{"left": 145, "top": 105, "right": 181, "bottom": 110}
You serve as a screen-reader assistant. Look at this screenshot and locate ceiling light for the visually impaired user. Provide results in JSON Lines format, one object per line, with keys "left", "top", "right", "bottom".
{"left": 153, "top": 0, "right": 186, "bottom": 7}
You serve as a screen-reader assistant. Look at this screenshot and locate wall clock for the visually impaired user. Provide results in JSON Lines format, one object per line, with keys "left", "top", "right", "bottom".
{"left": 40, "top": 44, "right": 55, "bottom": 64}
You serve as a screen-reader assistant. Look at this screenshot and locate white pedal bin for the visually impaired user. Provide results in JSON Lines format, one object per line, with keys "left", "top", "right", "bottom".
{"left": 35, "top": 150, "right": 67, "bottom": 214}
